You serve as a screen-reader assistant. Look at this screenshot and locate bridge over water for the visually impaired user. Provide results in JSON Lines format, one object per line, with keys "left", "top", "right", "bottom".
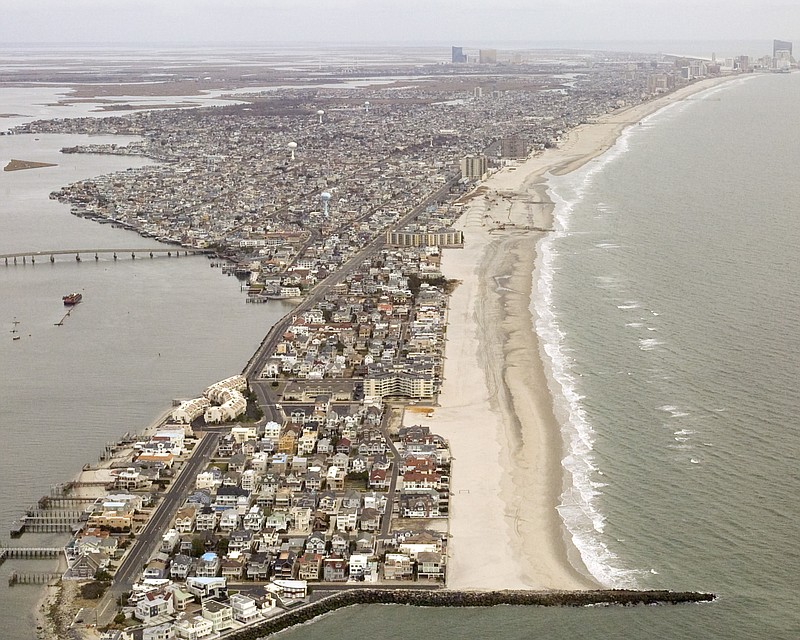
{"left": 2, "top": 247, "right": 214, "bottom": 265}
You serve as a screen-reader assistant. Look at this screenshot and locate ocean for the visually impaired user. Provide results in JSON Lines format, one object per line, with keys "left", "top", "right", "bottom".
{"left": 3, "top": 69, "right": 799, "bottom": 639}
{"left": 275, "top": 74, "right": 800, "bottom": 639}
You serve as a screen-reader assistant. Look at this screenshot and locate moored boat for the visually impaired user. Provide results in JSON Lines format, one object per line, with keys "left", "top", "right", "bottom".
{"left": 62, "top": 292, "right": 82, "bottom": 306}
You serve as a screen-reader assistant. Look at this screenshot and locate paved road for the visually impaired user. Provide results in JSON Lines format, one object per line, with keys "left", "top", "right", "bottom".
{"left": 249, "top": 380, "right": 283, "bottom": 425}
{"left": 94, "top": 432, "right": 220, "bottom": 625}
{"left": 380, "top": 407, "right": 403, "bottom": 536}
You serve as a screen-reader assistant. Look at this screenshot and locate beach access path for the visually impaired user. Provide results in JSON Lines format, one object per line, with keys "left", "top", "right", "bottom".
{"left": 409, "top": 74, "right": 742, "bottom": 590}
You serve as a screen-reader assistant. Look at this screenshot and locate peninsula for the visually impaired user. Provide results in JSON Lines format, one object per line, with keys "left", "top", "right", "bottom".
{"left": 0, "top": 48, "right": 747, "bottom": 640}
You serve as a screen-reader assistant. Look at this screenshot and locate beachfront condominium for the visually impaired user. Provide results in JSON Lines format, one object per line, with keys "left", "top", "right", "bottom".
{"left": 460, "top": 155, "right": 488, "bottom": 180}
{"left": 773, "top": 39, "right": 792, "bottom": 58}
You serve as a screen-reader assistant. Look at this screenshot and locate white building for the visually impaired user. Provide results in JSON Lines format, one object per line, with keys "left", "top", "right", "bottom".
{"left": 230, "top": 593, "right": 262, "bottom": 624}
{"left": 173, "top": 614, "right": 214, "bottom": 640}
{"left": 201, "top": 599, "right": 233, "bottom": 632}
{"left": 172, "top": 397, "right": 210, "bottom": 424}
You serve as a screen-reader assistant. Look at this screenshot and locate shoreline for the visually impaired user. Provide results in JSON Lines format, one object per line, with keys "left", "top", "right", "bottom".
{"left": 420, "top": 74, "right": 746, "bottom": 590}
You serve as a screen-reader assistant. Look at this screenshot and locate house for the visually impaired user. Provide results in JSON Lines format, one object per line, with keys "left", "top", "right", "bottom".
{"left": 74, "top": 531, "right": 118, "bottom": 558}
{"left": 304, "top": 532, "right": 327, "bottom": 555}
{"left": 243, "top": 506, "right": 265, "bottom": 532}
{"left": 254, "top": 528, "right": 282, "bottom": 554}
{"left": 350, "top": 455, "right": 368, "bottom": 474}
{"left": 363, "top": 491, "right": 386, "bottom": 514}
{"left": 290, "top": 506, "right": 312, "bottom": 533}
{"left": 65, "top": 553, "right": 108, "bottom": 579}
{"left": 323, "top": 556, "right": 348, "bottom": 582}
{"left": 336, "top": 506, "right": 359, "bottom": 532}
{"left": 201, "top": 599, "right": 233, "bottom": 632}
{"left": 134, "top": 590, "right": 175, "bottom": 623}
{"left": 348, "top": 553, "right": 370, "bottom": 578}
{"left": 297, "top": 553, "right": 323, "bottom": 581}
{"left": 228, "top": 529, "right": 253, "bottom": 553}
{"left": 359, "top": 508, "right": 381, "bottom": 532}
{"left": 401, "top": 470, "right": 441, "bottom": 492}
{"left": 240, "top": 469, "right": 261, "bottom": 492}
{"left": 143, "top": 621, "right": 175, "bottom": 640}
{"left": 330, "top": 531, "right": 350, "bottom": 556}
{"left": 273, "top": 550, "right": 297, "bottom": 579}
{"left": 354, "top": 532, "right": 376, "bottom": 555}
{"left": 326, "top": 465, "right": 345, "bottom": 491}
{"left": 195, "top": 506, "right": 217, "bottom": 532}
{"left": 266, "top": 510, "right": 289, "bottom": 532}
{"left": 369, "top": 468, "right": 390, "bottom": 490}
{"left": 341, "top": 489, "right": 361, "bottom": 509}
{"left": 230, "top": 593, "right": 261, "bottom": 624}
{"left": 115, "top": 467, "right": 150, "bottom": 491}
{"left": 383, "top": 553, "right": 413, "bottom": 580}
{"left": 166, "top": 584, "right": 195, "bottom": 611}
{"left": 246, "top": 551, "right": 272, "bottom": 581}
{"left": 229, "top": 452, "right": 248, "bottom": 473}
{"left": 305, "top": 468, "right": 322, "bottom": 491}
{"left": 219, "top": 508, "right": 240, "bottom": 532}
{"left": 170, "top": 554, "right": 193, "bottom": 580}
{"left": 161, "top": 529, "right": 181, "bottom": 553}
{"left": 400, "top": 491, "right": 441, "bottom": 518}
{"left": 214, "top": 485, "right": 250, "bottom": 511}
{"left": 267, "top": 578, "right": 308, "bottom": 600}
{"left": 195, "top": 552, "right": 220, "bottom": 578}
{"left": 221, "top": 556, "right": 245, "bottom": 580}
{"left": 174, "top": 505, "right": 197, "bottom": 534}
{"left": 185, "top": 576, "right": 227, "bottom": 602}
{"left": 173, "top": 614, "right": 214, "bottom": 640}
{"left": 417, "top": 551, "right": 445, "bottom": 580}
{"left": 277, "top": 430, "right": 298, "bottom": 455}
{"left": 143, "top": 558, "right": 169, "bottom": 580}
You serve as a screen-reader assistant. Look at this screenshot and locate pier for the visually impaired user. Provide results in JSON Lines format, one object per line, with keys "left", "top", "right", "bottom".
{"left": 8, "top": 571, "right": 62, "bottom": 586}
{"left": 20, "top": 508, "right": 84, "bottom": 534}
{"left": 1, "top": 546, "right": 64, "bottom": 587}
{"left": 0, "top": 546, "right": 63, "bottom": 562}
{"left": 2, "top": 247, "right": 213, "bottom": 266}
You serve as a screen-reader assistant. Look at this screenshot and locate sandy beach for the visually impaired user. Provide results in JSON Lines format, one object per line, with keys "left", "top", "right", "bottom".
{"left": 409, "top": 74, "right": 742, "bottom": 590}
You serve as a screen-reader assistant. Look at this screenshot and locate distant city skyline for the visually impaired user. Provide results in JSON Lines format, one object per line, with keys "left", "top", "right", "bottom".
{"left": 0, "top": 0, "right": 797, "bottom": 46}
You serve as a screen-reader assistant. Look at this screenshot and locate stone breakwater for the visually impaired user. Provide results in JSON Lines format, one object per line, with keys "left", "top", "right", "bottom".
{"left": 228, "top": 589, "right": 716, "bottom": 639}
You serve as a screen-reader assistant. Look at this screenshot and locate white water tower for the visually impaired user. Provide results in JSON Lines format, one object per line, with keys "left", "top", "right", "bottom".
{"left": 320, "top": 191, "right": 332, "bottom": 217}
{"left": 317, "top": 109, "right": 325, "bottom": 124}
{"left": 364, "top": 101, "right": 370, "bottom": 113}
{"left": 287, "top": 141, "right": 297, "bottom": 161}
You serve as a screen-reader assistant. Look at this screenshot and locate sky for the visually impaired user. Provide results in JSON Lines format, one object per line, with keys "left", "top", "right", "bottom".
{"left": 0, "top": 0, "right": 796, "bottom": 46}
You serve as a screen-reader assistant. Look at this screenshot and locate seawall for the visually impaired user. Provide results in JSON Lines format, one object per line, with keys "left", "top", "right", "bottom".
{"left": 226, "top": 589, "right": 716, "bottom": 639}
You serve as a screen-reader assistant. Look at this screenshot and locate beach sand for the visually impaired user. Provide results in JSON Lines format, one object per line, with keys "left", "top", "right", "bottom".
{"left": 409, "top": 75, "right": 741, "bottom": 590}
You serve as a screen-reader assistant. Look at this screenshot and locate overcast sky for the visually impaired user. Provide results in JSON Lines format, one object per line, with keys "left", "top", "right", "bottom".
{"left": 0, "top": 0, "right": 796, "bottom": 46}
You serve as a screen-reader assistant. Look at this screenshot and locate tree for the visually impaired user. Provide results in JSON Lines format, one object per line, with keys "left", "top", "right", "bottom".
{"left": 80, "top": 581, "right": 107, "bottom": 600}
{"left": 113, "top": 612, "right": 127, "bottom": 626}
{"left": 94, "top": 569, "right": 112, "bottom": 582}
{"left": 191, "top": 536, "right": 205, "bottom": 558}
